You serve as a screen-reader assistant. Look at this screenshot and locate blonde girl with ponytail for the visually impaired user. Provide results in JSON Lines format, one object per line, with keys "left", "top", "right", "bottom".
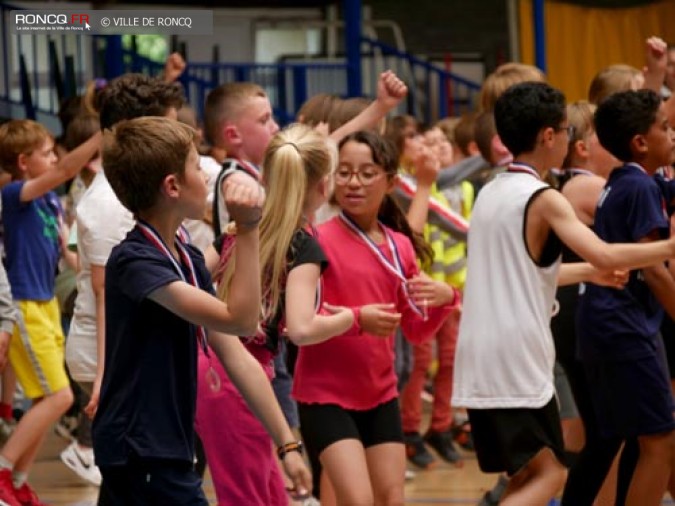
{"left": 196, "top": 123, "right": 368, "bottom": 506}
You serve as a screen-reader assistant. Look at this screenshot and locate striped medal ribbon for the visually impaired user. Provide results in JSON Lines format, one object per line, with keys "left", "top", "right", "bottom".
{"left": 507, "top": 162, "right": 541, "bottom": 179}
{"left": 136, "top": 221, "right": 221, "bottom": 392}
{"left": 338, "top": 212, "right": 427, "bottom": 320}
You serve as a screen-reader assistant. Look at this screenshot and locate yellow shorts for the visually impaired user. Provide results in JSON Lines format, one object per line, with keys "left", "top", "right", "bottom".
{"left": 11, "top": 299, "right": 69, "bottom": 399}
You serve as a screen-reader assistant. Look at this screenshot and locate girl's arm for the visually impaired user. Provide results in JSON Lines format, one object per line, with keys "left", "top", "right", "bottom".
{"left": 399, "top": 243, "right": 458, "bottom": 344}
{"left": 284, "top": 263, "right": 354, "bottom": 345}
{"left": 207, "top": 330, "right": 312, "bottom": 497}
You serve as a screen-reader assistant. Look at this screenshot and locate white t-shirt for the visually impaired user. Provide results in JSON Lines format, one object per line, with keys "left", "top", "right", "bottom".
{"left": 452, "top": 171, "right": 561, "bottom": 409}
{"left": 66, "top": 171, "right": 135, "bottom": 382}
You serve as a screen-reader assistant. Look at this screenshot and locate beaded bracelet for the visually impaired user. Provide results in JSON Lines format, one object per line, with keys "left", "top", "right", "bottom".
{"left": 277, "top": 441, "right": 304, "bottom": 460}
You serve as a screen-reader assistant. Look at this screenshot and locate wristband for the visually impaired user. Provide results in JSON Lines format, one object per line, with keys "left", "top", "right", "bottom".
{"left": 349, "top": 307, "right": 361, "bottom": 335}
{"left": 236, "top": 213, "right": 263, "bottom": 231}
{"left": 225, "top": 214, "right": 262, "bottom": 235}
{"left": 277, "top": 440, "right": 304, "bottom": 460}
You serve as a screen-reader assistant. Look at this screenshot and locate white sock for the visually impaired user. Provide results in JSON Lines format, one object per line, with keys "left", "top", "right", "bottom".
{"left": 0, "top": 456, "right": 13, "bottom": 471}
{"left": 12, "top": 471, "right": 27, "bottom": 489}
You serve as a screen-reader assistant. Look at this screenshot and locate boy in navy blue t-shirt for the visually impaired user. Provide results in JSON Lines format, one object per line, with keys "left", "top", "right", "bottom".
{"left": 93, "top": 117, "right": 311, "bottom": 505}
{"left": 577, "top": 89, "right": 675, "bottom": 506}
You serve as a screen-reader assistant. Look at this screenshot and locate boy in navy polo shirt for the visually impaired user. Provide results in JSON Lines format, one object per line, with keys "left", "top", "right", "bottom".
{"left": 576, "top": 89, "right": 675, "bottom": 506}
{"left": 93, "top": 117, "right": 311, "bottom": 505}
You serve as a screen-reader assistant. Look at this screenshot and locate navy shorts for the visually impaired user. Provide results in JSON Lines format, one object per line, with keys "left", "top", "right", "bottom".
{"left": 468, "top": 396, "right": 565, "bottom": 477}
{"left": 98, "top": 457, "right": 207, "bottom": 506}
{"left": 584, "top": 347, "right": 675, "bottom": 439}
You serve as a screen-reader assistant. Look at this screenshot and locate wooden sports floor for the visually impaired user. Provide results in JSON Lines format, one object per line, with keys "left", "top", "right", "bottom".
{"left": 28, "top": 427, "right": 675, "bottom": 505}
{"left": 30, "top": 429, "right": 495, "bottom": 505}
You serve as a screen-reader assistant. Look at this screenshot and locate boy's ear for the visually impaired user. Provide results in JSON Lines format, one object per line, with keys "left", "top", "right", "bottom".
{"left": 16, "top": 153, "right": 29, "bottom": 173}
{"left": 162, "top": 173, "right": 181, "bottom": 199}
{"left": 541, "top": 126, "right": 555, "bottom": 146}
{"left": 575, "top": 139, "right": 589, "bottom": 160}
{"left": 223, "top": 123, "right": 241, "bottom": 146}
{"left": 630, "top": 134, "right": 648, "bottom": 156}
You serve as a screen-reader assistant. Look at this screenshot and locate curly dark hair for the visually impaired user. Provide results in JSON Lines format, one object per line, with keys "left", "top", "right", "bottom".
{"left": 595, "top": 89, "right": 662, "bottom": 163}
{"left": 98, "top": 74, "right": 184, "bottom": 130}
{"left": 494, "top": 81, "right": 566, "bottom": 157}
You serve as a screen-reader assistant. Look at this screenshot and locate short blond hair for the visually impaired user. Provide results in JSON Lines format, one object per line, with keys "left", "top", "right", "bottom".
{"left": 0, "top": 120, "right": 52, "bottom": 179}
{"left": 204, "top": 82, "right": 267, "bottom": 146}
{"left": 588, "top": 64, "right": 641, "bottom": 105}
{"left": 479, "top": 63, "right": 546, "bottom": 112}
{"left": 103, "top": 116, "right": 196, "bottom": 215}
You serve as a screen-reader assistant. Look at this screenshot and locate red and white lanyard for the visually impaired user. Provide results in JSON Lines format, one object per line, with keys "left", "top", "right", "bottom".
{"left": 507, "top": 162, "right": 541, "bottom": 179}
{"left": 338, "top": 212, "right": 425, "bottom": 318}
{"left": 236, "top": 159, "right": 261, "bottom": 181}
{"left": 136, "top": 221, "right": 209, "bottom": 356}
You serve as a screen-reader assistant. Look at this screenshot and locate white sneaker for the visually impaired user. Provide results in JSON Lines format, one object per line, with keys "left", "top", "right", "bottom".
{"left": 60, "top": 442, "right": 102, "bottom": 486}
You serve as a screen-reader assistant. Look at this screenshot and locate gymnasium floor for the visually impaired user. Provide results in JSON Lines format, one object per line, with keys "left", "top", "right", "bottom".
{"left": 31, "top": 426, "right": 494, "bottom": 505}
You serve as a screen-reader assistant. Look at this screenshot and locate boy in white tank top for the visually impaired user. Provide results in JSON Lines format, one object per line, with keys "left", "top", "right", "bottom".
{"left": 452, "top": 82, "right": 675, "bottom": 506}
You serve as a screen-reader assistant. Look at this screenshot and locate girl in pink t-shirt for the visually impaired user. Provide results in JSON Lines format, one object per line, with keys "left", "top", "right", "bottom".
{"left": 293, "top": 130, "right": 459, "bottom": 505}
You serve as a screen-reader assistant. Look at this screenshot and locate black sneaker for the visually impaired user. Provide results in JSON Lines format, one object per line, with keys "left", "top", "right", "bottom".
{"left": 404, "top": 432, "right": 436, "bottom": 469}
{"left": 477, "top": 475, "right": 509, "bottom": 506}
{"left": 424, "top": 430, "right": 463, "bottom": 465}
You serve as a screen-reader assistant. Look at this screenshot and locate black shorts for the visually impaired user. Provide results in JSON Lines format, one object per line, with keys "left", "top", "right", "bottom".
{"left": 298, "top": 398, "right": 404, "bottom": 494}
{"left": 98, "top": 457, "right": 207, "bottom": 506}
{"left": 467, "top": 396, "right": 565, "bottom": 477}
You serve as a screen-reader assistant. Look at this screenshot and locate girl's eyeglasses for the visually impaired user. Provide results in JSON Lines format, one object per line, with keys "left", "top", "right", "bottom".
{"left": 333, "top": 168, "right": 385, "bottom": 187}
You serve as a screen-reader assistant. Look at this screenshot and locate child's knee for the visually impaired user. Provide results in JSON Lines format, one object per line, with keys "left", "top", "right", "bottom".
{"left": 51, "top": 386, "right": 74, "bottom": 413}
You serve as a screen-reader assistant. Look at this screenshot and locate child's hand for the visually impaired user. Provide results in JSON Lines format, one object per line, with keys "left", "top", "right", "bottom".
{"left": 281, "top": 452, "right": 312, "bottom": 501}
{"left": 359, "top": 303, "right": 402, "bottom": 336}
{"left": 313, "top": 122, "right": 330, "bottom": 137}
{"left": 643, "top": 36, "right": 667, "bottom": 92}
{"left": 84, "top": 375, "right": 102, "bottom": 419}
{"left": 412, "top": 145, "right": 440, "bottom": 186}
{"left": 589, "top": 268, "right": 628, "bottom": 289}
{"left": 223, "top": 171, "right": 265, "bottom": 230}
{"left": 376, "top": 70, "right": 408, "bottom": 111}
{"left": 407, "top": 273, "right": 457, "bottom": 307}
{"left": 163, "top": 52, "right": 187, "bottom": 82}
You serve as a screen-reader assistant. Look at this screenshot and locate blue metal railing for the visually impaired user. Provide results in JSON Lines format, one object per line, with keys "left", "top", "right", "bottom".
{"left": 361, "top": 36, "right": 480, "bottom": 121}
{"left": 119, "top": 48, "right": 349, "bottom": 125}
{"left": 1, "top": 3, "right": 480, "bottom": 128}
